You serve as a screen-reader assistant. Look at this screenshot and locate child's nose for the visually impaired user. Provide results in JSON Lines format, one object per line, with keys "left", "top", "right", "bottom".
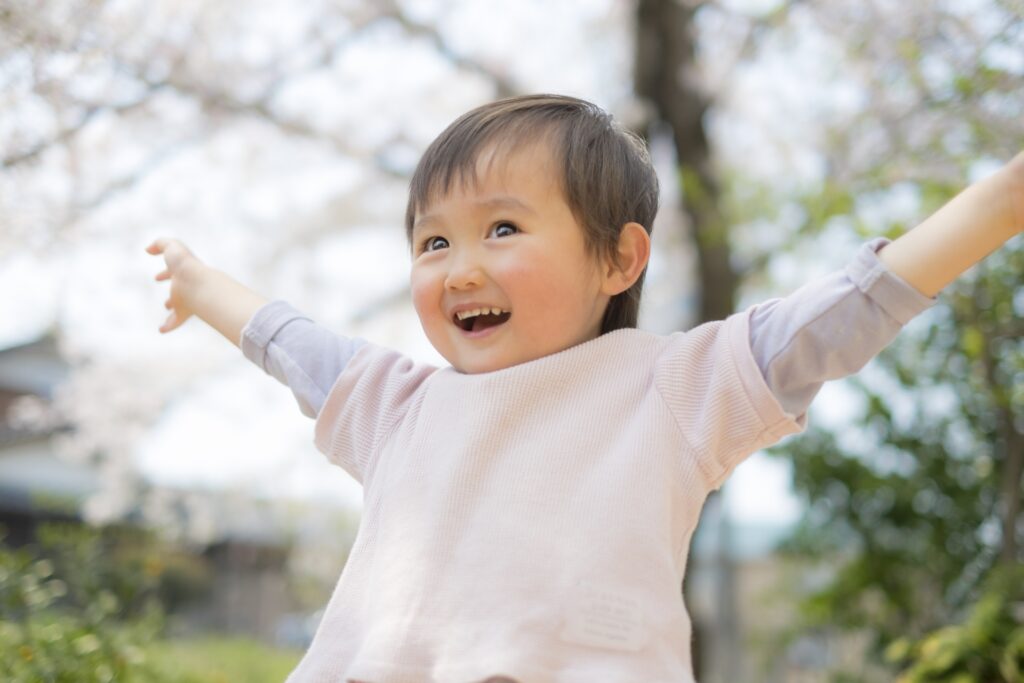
{"left": 444, "top": 254, "right": 484, "bottom": 290}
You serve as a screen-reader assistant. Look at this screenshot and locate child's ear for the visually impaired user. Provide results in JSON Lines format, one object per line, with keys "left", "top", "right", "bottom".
{"left": 601, "top": 222, "right": 651, "bottom": 296}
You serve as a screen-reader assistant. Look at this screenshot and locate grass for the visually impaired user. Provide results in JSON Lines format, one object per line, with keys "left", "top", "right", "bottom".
{"left": 145, "top": 635, "right": 304, "bottom": 683}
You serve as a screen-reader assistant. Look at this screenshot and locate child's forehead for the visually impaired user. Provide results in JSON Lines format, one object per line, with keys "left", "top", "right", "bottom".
{"left": 419, "top": 137, "right": 563, "bottom": 211}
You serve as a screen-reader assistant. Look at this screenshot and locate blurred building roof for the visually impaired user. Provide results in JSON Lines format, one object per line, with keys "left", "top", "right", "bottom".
{"left": 0, "top": 332, "right": 67, "bottom": 399}
{"left": 0, "top": 331, "right": 291, "bottom": 548}
{"left": 0, "top": 331, "right": 92, "bottom": 516}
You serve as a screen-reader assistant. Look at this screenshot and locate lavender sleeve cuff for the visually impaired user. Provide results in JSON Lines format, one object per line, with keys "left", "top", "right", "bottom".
{"left": 749, "top": 237, "right": 938, "bottom": 420}
{"left": 241, "top": 300, "right": 366, "bottom": 419}
{"left": 845, "top": 237, "right": 939, "bottom": 323}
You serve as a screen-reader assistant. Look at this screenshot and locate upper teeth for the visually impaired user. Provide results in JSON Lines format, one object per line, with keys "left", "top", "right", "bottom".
{"left": 456, "top": 307, "right": 508, "bottom": 320}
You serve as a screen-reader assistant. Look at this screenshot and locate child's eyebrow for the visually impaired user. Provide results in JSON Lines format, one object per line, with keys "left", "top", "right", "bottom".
{"left": 413, "top": 196, "right": 536, "bottom": 234}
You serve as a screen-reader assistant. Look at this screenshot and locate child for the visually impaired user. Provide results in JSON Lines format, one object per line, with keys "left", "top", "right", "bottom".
{"left": 146, "top": 95, "right": 1023, "bottom": 683}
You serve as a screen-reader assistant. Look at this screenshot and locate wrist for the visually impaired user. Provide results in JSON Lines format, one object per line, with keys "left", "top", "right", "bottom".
{"left": 179, "top": 259, "right": 211, "bottom": 300}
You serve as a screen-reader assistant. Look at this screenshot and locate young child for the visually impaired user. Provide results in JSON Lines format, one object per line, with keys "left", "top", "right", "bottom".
{"left": 146, "top": 95, "right": 1023, "bottom": 683}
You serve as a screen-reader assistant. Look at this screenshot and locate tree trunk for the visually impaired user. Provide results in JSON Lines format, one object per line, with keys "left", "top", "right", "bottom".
{"left": 634, "top": 2, "right": 741, "bottom": 680}
{"left": 634, "top": 0, "right": 738, "bottom": 325}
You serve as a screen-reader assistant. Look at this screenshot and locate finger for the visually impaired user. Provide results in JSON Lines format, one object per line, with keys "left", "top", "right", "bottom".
{"left": 155, "top": 270, "right": 170, "bottom": 281}
{"left": 164, "top": 299, "right": 172, "bottom": 310}
{"left": 160, "top": 311, "right": 178, "bottom": 333}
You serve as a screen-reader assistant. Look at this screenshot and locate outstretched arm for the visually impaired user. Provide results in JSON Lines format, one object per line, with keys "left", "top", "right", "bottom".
{"left": 877, "top": 151, "right": 1024, "bottom": 298}
{"left": 241, "top": 300, "right": 367, "bottom": 419}
{"left": 146, "top": 237, "right": 270, "bottom": 349}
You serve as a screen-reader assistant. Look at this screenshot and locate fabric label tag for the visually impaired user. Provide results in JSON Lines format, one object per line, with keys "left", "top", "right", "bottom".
{"left": 559, "top": 579, "right": 646, "bottom": 652}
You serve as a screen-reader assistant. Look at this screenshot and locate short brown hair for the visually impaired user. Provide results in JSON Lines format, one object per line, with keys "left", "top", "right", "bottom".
{"left": 405, "top": 94, "right": 659, "bottom": 334}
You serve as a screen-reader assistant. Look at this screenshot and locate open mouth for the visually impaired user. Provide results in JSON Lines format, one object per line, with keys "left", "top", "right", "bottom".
{"left": 453, "top": 308, "right": 512, "bottom": 333}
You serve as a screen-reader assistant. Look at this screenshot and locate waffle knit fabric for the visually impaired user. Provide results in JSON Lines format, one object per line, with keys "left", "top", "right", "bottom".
{"left": 292, "top": 308, "right": 797, "bottom": 683}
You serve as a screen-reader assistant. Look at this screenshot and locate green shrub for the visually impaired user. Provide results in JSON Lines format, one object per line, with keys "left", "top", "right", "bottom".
{"left": 885, "top": 566, "right": 1024, "bottom": 682}
{"left": 0, "top": 521, "right": 174, "bottom": 682}
{"left": 1, "top": 521, "right": 302, "bottom": 682}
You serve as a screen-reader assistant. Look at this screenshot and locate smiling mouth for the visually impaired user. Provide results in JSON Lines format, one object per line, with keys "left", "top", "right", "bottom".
{"left": 454, "top": 311, "right": 512, "bottom": 332}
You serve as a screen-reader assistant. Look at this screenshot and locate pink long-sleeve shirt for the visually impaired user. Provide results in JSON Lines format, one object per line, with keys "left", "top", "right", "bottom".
{"left": 241, "top": 238, "right": 936, "bottom": 682}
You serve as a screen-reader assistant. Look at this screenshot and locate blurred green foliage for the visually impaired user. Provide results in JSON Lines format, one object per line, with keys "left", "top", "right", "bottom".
{"left": 145, "top": 636, "right": 302, "bottom": 683}
{"left": 0, "top": 521, "right": 299, "bottom": 682}
{"left": 766, "top": 229, "right": 1022, "bottom": 679}
{"left": 885, "top": 565, "right": 1024, "bottom": 682}
{"left": 0, "top": 522, "right": 174, "bottom": 682}
{"left": 727, "top": 6, "right": 1024, "bottom": 677}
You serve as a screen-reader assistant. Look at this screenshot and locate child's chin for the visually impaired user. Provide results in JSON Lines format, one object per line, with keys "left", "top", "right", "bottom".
{"left": 454, "top": 355, "right": 518, "bottom": 375}
{"left": 458, "top": 360, "right": 506, "bottom": 375}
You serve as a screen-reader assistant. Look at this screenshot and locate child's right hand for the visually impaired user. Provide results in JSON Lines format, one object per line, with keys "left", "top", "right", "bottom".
{"left": 145, "top": 237, "right": 205, "bottom": 334}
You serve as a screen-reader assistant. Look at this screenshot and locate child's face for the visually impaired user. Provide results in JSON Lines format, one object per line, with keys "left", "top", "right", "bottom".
{"left": 410, "top": 141, "right": 614, "bottom": 374}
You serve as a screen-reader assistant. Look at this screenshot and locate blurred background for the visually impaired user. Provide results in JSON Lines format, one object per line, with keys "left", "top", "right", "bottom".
{"left": 1, "top": 0, "right": 1023, "bottom": 681}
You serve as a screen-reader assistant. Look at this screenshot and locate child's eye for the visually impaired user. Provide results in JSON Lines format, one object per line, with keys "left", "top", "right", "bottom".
{"left": 421, "top": 236, "right": 449, "bottom": 253}
{"left": 491, "top": 222, "right": 518, "bottom": 238}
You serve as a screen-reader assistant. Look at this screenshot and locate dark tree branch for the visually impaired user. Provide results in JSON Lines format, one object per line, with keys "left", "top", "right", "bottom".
{"left": 1, "top": 84, "right": 164, "bottom": 169}
{"left": 4, "top": 0, "right": 516, "bottom": 229}
{"left": 377, "top": 0, "right": 519, "bottom": 99}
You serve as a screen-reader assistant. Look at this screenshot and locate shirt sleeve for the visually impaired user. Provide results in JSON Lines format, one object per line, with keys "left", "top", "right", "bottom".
{"left": 655, "top": 310, "right": 807, "bottom": 491}
{"left": 748, "top": 237, "right": 938, "bottom": 421}
{"left": 314, "top": 343, "right": 436, "bottom": 485}
{"left": 240, "top": 299, "right": 367, "bottom": 419}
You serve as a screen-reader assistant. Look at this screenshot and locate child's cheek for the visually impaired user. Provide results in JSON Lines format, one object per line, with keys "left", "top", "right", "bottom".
{"left": 499, "top": 247, "right": 555, "bottom": 291}
{"left": 499, "top": 253, "right": 564, "bottom": 333}
{"left": 498, "top": 261, "right": 545, "bottom": 317}
{"left": 409, "top": 271, "right": 439, "bottom": 328}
